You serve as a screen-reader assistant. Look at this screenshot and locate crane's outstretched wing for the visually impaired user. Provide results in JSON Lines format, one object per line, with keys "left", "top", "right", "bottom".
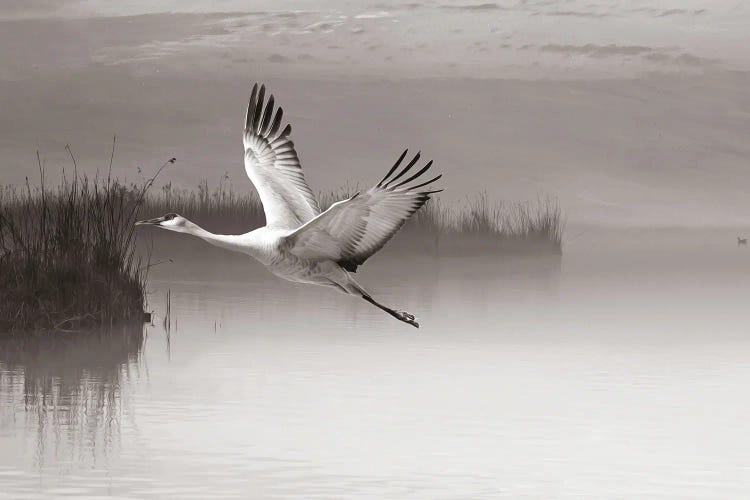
{"left": 281, "top": 150, "right": 441, "bottom": 272}
{"left": 243, "top": 83, "right": 320, "bottom": 228}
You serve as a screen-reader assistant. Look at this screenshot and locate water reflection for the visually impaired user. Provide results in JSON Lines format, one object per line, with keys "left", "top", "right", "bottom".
{"left": 0, "top": 326, "right": 144, "bottom": 475}
{"left": 2, "top": 235, "right": 750, "bottom": 497}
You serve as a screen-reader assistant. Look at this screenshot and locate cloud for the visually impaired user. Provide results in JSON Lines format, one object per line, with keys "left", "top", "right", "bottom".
{"left": 644, "top": 52, "right": 719, "bottom": 67}
{"left": 302, "top": 21, "right": 343, "bottom": 32}
{"left": 538, "top": 44, "right": 652, "bottom": 58}
{"left": 267, "top": 53, "right": 290, "bottom": 63}
{"left": 354, "top": 11, "right": 392, "bottom": 19}
{"left": 442, "top": 3, "right": 499, "bottom": 11}
{"left": 370, "top": 2, "right": 421, "bottom": 9}
{"left": 630, "top": 7, "right": 707, "bottom": 18}
{"left": 534, "top": 43, "right": 720, "bottom": 68}
{"left": 0, "top": 0, "right": 75, "bottom": 19}
{"left": 541, "top": 10, "right": 607, "bottom": 19}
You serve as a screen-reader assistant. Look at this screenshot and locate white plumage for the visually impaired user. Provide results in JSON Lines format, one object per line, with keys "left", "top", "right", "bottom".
{"left": 242, "top": 84, "right": 320, "bottom": 228}
{"left": 137, "top": 83, "right": 442, "bottom": 328}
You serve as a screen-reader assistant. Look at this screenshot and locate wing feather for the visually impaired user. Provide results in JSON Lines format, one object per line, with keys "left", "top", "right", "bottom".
{"left": 283, "top": 151, "right": 441, "bottom": 271}
{"left": 243, "top": 83, "right": 320, "bottom": 228}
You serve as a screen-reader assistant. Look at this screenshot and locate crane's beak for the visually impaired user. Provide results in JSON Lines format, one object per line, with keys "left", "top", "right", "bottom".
{"left": 135, "top": 216, "right": 166, "bottom": 226}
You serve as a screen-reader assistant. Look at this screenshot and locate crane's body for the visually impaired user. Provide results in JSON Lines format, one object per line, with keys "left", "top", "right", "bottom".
{"left": 137, "top": 83, "right": 441, "bottom": 328}
{"left": 177, "top": 224, "right": 359, "bottom": 291}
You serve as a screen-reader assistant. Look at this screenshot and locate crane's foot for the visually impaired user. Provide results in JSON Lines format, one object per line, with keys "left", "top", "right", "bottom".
{"left": 396, "top": 310, "right": 419, "bottom": 328}
{"left": 361, "top": 294, "right": 420, "bottom": 328}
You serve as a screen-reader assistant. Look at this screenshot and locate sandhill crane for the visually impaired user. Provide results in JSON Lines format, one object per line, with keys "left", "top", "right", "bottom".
{"left": 137, "top": 83, "right": 441, "bottom": 328}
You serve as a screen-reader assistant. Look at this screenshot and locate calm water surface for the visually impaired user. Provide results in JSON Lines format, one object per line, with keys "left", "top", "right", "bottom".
{"left": 2, "top": 230, "right": 750, "bottom": 498}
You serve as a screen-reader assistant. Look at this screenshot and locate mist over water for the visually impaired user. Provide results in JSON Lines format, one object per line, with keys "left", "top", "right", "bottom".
{"left": 2, "top": 229, "right": 750, "bottom": 498}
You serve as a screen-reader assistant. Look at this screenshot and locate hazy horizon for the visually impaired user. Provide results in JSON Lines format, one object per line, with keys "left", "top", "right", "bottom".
{"left": 2, "top": 1, "right": 749, "bottom": 227}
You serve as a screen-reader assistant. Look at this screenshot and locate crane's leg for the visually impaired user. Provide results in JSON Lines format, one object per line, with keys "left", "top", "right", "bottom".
{"left": 325, "top": 272, "right": 420, "bottom": 328}
{"left": 361, "top": 294, "right": 419, "bottom": 328}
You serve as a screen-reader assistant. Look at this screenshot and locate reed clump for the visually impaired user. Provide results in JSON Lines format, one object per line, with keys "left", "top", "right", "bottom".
{"left": 0, "top": 151, "right": 170, "bottom": 334}
{"left": 452, "top": 193, "right": 562, "bottom": 244}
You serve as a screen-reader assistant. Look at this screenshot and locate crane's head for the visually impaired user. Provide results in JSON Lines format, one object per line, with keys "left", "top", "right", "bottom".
{"left": 135, "top": 213, "right": 189, "bottom": 232}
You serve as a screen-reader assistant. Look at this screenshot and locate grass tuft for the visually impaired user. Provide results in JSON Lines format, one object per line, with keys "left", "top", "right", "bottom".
{"left": 0, "top": 149, "right": 171, "bottom": 335}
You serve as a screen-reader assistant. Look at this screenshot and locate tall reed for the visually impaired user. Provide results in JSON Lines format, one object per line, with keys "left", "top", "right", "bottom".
{"left": 0, "top": 149, "right": 173, "bottom": 334}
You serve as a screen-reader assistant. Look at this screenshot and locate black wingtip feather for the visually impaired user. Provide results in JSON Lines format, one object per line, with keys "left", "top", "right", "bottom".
{"left": 269, "top": 107, "right": 283, "bottom": 137}
{"left": 377, "top": 149, "right": 408, "bottom": 187}
{"left": 278, "top": 123, "right": 292, "bottom": 139}
{"left": 246, "top": 83, "right": 259, "bottom": 131}
{"left": 260, "top": 95, "right": 274, "bottom": 135}
{"left": 392, "top": 160, "right": 434, "bottom": 189}
{"left": 409, "top": 173, "right": 442, "bottom": 191}
{"left": 384, "top": 151, "right": 421, "bottom": 188}
{"left": 252, "top": 85, "right": 266, "bottom": 131}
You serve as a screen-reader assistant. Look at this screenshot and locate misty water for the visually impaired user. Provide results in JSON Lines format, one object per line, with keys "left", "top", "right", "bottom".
{"left": 2, "top": 229, "right": 750, "bottom": 498}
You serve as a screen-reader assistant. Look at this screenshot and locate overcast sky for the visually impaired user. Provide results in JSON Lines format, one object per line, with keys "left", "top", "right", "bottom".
{"left": 3, "top": 0, "right": 749, "bottom": 80}
{"left": 1, "top": 1, "right": 749, "bottom": 226}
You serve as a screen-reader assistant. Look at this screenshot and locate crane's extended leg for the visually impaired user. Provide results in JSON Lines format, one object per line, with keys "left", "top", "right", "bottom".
{"left": 362, "top": 294, "right": 419, "bottom": 328}
{"left": 326, "top": 273, "right": 420, "bottom": 328}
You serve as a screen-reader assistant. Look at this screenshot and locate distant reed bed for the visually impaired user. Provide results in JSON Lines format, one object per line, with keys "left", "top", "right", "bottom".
{"left": 141, "top": 181, "right": 564, "bottom": 253}
{"left": 0, "top": 151, "right": 173, "bottom": 334}
{"left": 409, "top": 192, "right": 563, "bottom": 248}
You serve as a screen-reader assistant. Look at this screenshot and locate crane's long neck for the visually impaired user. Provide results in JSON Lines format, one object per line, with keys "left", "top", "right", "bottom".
{"left": 181, "top": 220, "right": 250, "bottom": 255}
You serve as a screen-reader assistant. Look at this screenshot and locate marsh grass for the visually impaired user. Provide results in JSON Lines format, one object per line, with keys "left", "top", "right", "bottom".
{"left": 444, "top": 193, "right": 563, "bottom": 250}
{"left": 141, "top": 182, "right": 564, "bottom": 254}
{"left": 0, "top": 149, "right": 173, "bottom": 334}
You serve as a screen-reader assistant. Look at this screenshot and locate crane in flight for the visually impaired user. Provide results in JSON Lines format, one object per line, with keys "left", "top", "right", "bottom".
{"left": 137, "top": 83, "right": 442, "bottom": 328}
